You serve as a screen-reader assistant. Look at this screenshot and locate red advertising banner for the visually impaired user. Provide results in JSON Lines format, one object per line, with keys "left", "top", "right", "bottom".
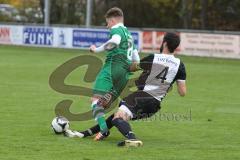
{"left": 155, "top": 32, "right": 165, "bottom": 50}
{"left": 142, "top": 31, "right": 180, "bottom": 53}
{"left": 142, "top": 31, "right": 153, "bottom": 50}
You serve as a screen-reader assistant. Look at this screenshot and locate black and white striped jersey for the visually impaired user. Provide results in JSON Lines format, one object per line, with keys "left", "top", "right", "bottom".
{"left": 135, "top": 53, "right": 186, "bottom": 101}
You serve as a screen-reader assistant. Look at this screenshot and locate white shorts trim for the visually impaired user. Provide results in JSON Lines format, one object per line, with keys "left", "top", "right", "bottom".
{"left": 176, "top": 79, "right": 186, "bottom": 82}
{"left": 119, "top": 105, "right": 133, "bottom": 119}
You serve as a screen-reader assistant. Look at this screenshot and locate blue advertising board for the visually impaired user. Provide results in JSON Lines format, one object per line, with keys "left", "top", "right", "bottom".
{"left": 72, "top": 29, "right": 109, "bottom": 48}
{"left": 72, "top": 29, "right": 140, "bottom": 49}
{"left": 23, "top": 27, "right": 53, "bottom": 46}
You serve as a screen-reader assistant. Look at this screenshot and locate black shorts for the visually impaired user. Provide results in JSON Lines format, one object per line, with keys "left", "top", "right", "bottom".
{"left": 119, "top": 91, "right": 161, "bottom": 120}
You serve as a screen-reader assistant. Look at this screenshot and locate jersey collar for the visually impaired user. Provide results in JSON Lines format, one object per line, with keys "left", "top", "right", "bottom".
{"left": 111, "top": 23, "right": 125, "bottom": 29}
{"left": 162, "top": 53, "right": 175, "bottom": 57}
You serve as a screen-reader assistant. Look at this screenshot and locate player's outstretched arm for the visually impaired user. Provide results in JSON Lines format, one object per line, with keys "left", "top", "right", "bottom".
{"left": 89, "top": 34, "right": 121, "bottom": 53}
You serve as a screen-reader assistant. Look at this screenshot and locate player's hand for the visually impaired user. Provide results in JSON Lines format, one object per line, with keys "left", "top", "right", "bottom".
{"left": 89, "top": 45, "right": 96, "bottom": 53}
{"left": 129, "top": 62, "right": 140, "bottom": 72}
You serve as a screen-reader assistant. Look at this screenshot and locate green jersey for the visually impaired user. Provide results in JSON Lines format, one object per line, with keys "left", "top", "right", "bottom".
{"left": 93, "top": 23, "right": 135, "bottom": 97}
{"left": 105, "top": 23, "right": 135, "bottom": 65}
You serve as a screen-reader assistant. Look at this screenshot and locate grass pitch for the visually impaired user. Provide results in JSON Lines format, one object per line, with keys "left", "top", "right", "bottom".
{"left": 0, "top": 45, "right": 240, "bottom": 160}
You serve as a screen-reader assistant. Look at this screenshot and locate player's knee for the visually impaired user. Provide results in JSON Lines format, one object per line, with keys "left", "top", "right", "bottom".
{"left": 113, "top": 110, "right": 130, "bottom": 121}
{"left": 113, "top": 111, "right": 122, "bottom": 119}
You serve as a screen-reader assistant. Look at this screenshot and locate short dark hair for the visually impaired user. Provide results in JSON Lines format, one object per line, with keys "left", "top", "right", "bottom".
{"left": 105, "top": 7, "right": 123, "bottom": 19}
{"left": 163, "top": 32, "right": 180, "bottom": 53}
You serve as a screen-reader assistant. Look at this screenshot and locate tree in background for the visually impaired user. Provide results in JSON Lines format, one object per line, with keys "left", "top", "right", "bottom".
{"left": 39, "top": 0, "right": 86, "bottom": 25}
{"left": 207, "top": 0, "right": 240, "bottom": 30}
{"left": 1, "top": 0, "right": 240, "bottom": 31}
{"left": 0, "top": 0, "right": 21, "bottom": 7}
{"left": 0, "top": 0, "right": 41, "bottom": 23}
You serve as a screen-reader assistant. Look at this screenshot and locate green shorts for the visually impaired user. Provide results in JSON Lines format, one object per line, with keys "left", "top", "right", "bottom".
{"left": 93, "top": 64, "right": 130, "bottom": 99}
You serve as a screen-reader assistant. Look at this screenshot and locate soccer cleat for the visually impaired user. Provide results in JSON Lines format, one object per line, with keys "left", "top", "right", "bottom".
{"left": 117, "top": 139, "right": 143, "bottom": 147}
{"left": 94, "top": 131, "right": 110, "bottom": 141}
{"left": 64, "top": 129, "right": 84, "bottom": 138}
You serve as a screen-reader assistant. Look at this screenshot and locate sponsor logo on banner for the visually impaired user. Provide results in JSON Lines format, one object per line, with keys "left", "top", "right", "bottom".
{"left": 58, "top": 29, "right": 66, "bottom": 46}
{"left": 72, "top": 29, "right": 140, "bottom": 49}
{"left": 0, "top": 27, "right": 11, "bottom": 44}
{"left": 23, "top": 27, "right": 53, "bottom": 46}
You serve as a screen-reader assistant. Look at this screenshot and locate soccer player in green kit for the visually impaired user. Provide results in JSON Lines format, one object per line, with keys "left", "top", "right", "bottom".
{"left": 89, "top": 7, "right": 139, "bottom": 140}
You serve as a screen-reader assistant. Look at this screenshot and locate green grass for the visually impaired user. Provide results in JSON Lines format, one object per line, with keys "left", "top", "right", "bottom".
{"left": 0, "top": 45, "right": 240, "bottom": 160}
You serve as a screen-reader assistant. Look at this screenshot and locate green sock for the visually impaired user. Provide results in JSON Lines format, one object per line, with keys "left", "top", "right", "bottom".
{"left": 92, "top": 103, "right": 108, "bottom": 133}
{"left": 97, "top": 116, "right": 108, "bottom": 133}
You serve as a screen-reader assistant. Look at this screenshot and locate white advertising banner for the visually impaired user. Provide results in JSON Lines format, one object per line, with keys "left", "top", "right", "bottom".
{"left": 180, "top": 32, "right": 240, "bottom": 59}
{"left": 0, "top": 25, "right": 23, "bottom": 45}
{"left": 53, "top": 27, "right": 73, "bottom": 48}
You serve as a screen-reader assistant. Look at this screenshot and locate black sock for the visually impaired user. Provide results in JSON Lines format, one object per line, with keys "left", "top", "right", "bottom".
{"left": 112, "top": 118, "right": 136, "bottom": 139}
{"left": 80, "top": 114, "right": 114, "bottom": 137}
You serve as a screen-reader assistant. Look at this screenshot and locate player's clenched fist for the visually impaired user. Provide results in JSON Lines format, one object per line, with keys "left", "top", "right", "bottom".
{"left": 89, "top": 45, "right": 96, "bottom": 53}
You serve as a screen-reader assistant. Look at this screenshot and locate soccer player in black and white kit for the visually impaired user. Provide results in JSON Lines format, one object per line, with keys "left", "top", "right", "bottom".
{"left": 65, "top": 32, "right": 187, "bottom": 147}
